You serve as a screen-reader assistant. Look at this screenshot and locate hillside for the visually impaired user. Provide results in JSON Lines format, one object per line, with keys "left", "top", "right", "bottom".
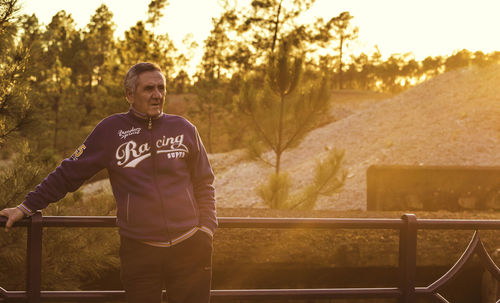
{"left": 212, "top": 64, "right": 500, "bottom": 210}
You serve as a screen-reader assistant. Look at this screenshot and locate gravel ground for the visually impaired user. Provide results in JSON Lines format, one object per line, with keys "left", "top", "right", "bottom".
{"left": 212, "top": 65, "right": 500, "bottom": 210}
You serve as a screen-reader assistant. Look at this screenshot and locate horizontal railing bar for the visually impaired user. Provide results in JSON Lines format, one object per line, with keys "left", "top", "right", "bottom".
{"left": 0, "top": 290, "right": 125, "bottom": 302}
{"left": 218, "top": 217, "right": 404, "bottom": 229}
{"left": 0, "top": 216, "right": 406, "bottom": 229}
{"left": 210, "top": 288, "right": 401, "bottom": 299}
{"left": 2, "top": 216, "right": 500, "bottom": 230}
{"left": 42, "top": 290, "right": 125, "bottom": 302}
{"left": 44, "top": 216, "right": 115, "bottom": 228}
{"left": 0, "top": 291, "right": 26, "bottom": 302}
{"left": 1, "top": 216, "right": 116, "bottom": 228}
{"left": 0, "top": 288, "right": 401, "bottom": 301}
{"left": 417, "top": 219, "right": 500, "bottom": 230}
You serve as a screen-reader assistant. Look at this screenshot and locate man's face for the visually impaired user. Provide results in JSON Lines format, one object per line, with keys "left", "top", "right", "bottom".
{"left": 127, "top": 70, "right": 166, "bottom": 117}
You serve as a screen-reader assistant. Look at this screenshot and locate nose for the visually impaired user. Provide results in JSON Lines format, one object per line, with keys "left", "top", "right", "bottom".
{"left": 153, "top": 87, "right": 163, "bottom": 98}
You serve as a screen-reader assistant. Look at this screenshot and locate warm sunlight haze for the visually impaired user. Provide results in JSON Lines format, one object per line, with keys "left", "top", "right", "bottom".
{"left": 2, "top": 0, "right": 500, "bottom": 300}
{"left": 19, "top": 0, "right": 500, "bottom": 74}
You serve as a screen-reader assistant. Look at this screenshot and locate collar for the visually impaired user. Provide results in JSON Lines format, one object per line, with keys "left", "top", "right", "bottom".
{"left": 127, "top": 106, "right": 163, "bottom": 130}
{"left": 128, "top": 105, "right": 163, "bottom": 120}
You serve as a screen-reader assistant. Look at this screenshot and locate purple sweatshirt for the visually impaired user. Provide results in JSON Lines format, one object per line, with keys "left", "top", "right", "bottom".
{"left": 20, "top": 110, "right": 217, "bottom": 242}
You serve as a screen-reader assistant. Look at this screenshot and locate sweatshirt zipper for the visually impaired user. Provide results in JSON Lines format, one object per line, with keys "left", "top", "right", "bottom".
{"left": 149, "top": 120, "right": 172, "bottom": 244}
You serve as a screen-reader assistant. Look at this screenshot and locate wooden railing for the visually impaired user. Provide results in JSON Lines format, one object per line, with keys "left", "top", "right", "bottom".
{"left": 1, "top": 213, "right": 499, "bottom": 302}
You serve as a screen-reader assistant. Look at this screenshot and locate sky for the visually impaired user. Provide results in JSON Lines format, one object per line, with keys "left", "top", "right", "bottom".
{"left": 18, "top": 0, "right": 500, "bottom": 73}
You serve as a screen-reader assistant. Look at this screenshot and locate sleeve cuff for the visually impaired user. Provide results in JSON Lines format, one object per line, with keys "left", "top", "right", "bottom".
{"left": 17, "top": 203, "right": 35, "bottom": 217}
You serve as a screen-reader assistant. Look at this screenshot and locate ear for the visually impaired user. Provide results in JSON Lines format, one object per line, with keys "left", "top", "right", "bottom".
{"left": 125, "top": 90, "right": 134, "bottom": 104}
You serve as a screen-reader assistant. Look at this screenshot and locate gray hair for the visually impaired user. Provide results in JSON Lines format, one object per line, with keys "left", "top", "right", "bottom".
{"left": 124, "top": 62, "right": 163, "bottom": 94}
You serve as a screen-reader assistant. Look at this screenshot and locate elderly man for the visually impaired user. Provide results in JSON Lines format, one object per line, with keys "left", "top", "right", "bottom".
{"left": 0, "top": 62, "right": 217, "bottom": 303}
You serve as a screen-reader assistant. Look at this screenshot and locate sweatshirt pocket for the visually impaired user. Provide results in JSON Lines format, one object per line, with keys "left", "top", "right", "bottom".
{"left": 123, "top": 193, "right": 161, "bottom": 229}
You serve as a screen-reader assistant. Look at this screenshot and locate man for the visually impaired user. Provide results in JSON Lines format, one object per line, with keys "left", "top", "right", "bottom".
{"left": 0, "top": 62, "right": 217, "bottom": 303}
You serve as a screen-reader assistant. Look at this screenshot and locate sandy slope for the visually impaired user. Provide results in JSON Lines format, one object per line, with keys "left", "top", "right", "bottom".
{"left": 212, "top": 65, "right": 500, "bottom": 210}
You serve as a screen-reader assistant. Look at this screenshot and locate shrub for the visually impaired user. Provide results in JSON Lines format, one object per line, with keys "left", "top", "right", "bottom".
{"left": 257, "top": 172, "right": 291, "bottom": 209}
{"left": 290, "top": 149, "right": 346, "bottom": 210}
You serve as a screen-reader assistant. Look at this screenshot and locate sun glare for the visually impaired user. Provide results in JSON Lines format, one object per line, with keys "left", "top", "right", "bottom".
{"left": 19, "top": 0, "right": 500, "bottom": 74}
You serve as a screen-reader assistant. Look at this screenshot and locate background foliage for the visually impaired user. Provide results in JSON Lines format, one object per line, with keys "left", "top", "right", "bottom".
{"left": 1, "top": 0, "right": 499, "bottom": 293}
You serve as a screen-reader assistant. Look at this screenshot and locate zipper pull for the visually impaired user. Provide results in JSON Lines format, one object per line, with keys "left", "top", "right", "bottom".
{"left": 148, "top": 117, "right": 152, "bottom": 130}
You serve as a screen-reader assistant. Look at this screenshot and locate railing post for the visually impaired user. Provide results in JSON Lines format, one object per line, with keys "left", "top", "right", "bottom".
{"left": 398, "top": 214, "right": 417, "bottom": 303}
{"left": 27, "top": 212, "right": 42, "bottom": 303}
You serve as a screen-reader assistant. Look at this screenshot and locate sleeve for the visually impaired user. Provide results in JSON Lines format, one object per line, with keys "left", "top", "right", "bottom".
{"left": 19, "top": 122, "right": 109, "bottom": 213}
{"left": 188, "top": 126, "right": 217, "bottom": 234}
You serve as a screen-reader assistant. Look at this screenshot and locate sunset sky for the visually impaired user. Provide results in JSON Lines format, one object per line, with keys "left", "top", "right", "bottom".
{"left": 19, "top": 0, "right": 500, "bottom": 71}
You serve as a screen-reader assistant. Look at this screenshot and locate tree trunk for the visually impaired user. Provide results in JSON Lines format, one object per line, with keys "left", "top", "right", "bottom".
{"left": 338, "top": 36, "right": 344, "bottom": 89}
{"left": 275, "top": 93, "right": 285, "bottom": 174}
{"left": 270, "top": 0, "right": 283, "bottom": 54}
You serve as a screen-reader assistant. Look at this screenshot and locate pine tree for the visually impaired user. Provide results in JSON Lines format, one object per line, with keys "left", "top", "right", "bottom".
{"left": 146, "top": 0, "right": 168, "bottom": 30}
{"left": 330, "top": 12, "right": 358, "bottom": 89}
{"left": 237, "top": 39, "right": 340, "bottom": 208}
{"left": 238, "top": 40, "right": 330, "bottom": 174}
{"left": 0, "top": 0, "right": 31, "bottom": 147}
{"left": 0, "top": 1, "right": 119, "bottom": 290}
{"left": 117, "top": 21, "right": 175, "bottom": 83}
{"left": 289, "top": 149, "right": 346, "bottom": 210}
{"left": 78, "top": 4, "right": 116, "bottom": 118}
{"left": 190, "top": 10, "right": 242, "bottom": 153}
{"left": 237, "top": 0, "right": 315, "bottom": 63}
{"left": 0, "top": 0, "right": 54, "bottom": 288}
{"left": 191, "top": 78, "right": 230, "bottom": 153}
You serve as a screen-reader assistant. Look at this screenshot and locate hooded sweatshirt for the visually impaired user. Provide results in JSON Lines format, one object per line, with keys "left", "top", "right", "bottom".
{"left": 19, "top": 110, "right": 217, "bottom": 242}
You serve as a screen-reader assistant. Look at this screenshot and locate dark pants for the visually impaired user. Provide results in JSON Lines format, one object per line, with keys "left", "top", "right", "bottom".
{"left": 120, "top": 231, "right": 213, "bottom": 303}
